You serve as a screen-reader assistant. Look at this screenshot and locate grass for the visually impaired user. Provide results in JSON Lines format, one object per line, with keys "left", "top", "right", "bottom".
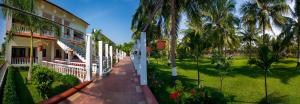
{"left": 148, "top": 56, "right": 300, "bottom": 104}
{"left": 15, "top": 68, "right": 71, "bottom": 103}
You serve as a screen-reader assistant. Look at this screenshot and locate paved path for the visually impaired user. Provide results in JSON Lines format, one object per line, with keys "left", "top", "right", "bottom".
{"left": 60, "top": 57, "right": 146, "bottom": 104}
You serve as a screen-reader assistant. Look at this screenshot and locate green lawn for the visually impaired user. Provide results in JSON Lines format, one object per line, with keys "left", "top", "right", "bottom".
{"left": 15, "top": 69, "right": 71, "bottom": 103}
{"left": 148, "top": 56, "right": 300, "bottom": 104}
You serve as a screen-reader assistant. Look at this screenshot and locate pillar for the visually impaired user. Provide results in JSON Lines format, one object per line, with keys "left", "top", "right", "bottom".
{"left": 115, "top": 49, "right": 118, "bottom": 63}
{"left": 105, "top": 44, "right": 109, "bottom": 69}
{"left": 70, "top": 30, "right": 74, "bottom": 40}
{"left": 50, "top": 41, "right": 55, "bottom": 61}
{"left": 67, "top": 50, "right": 72, "bottom": 64}
{"left": 98, "top": 41, "right": 103, "bottom": 77}
{"left": 85, "top": 34, "right": 92, "bottom": 81}
{"left": 61, "top": 19, "right": 65, "bottom": 38}
{"left": 109, "top": 46, "right": 113, "bottom": 68}
{"left": 61, "top": 50, "right": 65, "bottom": 61}
{"left": 37, "top": 46, "right": 43, "bottom": 64}
{"left": 140, "top": 32, "right": 147, "bottom": 85}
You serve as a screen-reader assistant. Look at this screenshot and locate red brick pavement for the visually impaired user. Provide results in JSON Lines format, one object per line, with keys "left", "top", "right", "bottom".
{"left": 59, "top": 57, "right": 146, "bottom": 104}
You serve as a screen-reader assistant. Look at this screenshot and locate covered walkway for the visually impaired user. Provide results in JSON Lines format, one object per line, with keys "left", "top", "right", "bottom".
{"left": 59, "top": 57, "right": 147, "bottom": 104}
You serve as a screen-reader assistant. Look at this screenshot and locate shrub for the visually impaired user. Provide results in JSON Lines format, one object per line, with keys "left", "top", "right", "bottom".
{"left": 60, "top": 75, "right": 80, "bottom": 88}
{"left": 2, "top": 67, "right": 20, "bottom": 104}
{"left": 32, "top": 68, "right": 54, "bottom": 99}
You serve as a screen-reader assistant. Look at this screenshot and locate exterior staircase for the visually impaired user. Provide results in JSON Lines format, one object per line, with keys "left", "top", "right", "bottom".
{"left": 57, "top": 39, "right": 86, "bottom": 62}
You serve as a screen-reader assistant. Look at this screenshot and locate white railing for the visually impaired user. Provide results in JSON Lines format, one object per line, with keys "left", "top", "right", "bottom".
{"left": 92, "top": 63, "right": 97, "bottom": 74}
{"left": 42, "top": 61, "right": 86, "bottom": 81}
{"left": 11, "top": 57, "right": 37, "bottom": 65}
{"left": 12, "top": 23, "right": 55, "bottom": 37}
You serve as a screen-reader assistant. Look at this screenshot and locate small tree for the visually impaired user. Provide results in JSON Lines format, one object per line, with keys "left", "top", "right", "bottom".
{"left": 248, "top": 44, "right": 279, "bottom": 103}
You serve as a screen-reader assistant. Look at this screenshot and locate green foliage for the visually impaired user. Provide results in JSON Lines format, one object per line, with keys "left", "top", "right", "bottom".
{"left": 32, "top": 69, "right": 54, "bottom": 99}
{"left": 60, "top": 75, "right": 80, "bottom": 88}
{"left": 31, "top": 65, "right": 80, "bottom": 99}
{"left": 3, "top": 67, "right": 20, "bottom": 104}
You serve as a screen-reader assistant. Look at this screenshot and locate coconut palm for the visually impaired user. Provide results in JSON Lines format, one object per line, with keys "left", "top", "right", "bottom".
{"left": 3, "top": 0, "right": 60, "bottom": 80}
{"left": 202, "top": 0, "right": 239, "bottom": 68}
{"left": 239, "top": 27, "right": 259, "bottom": 59}
{"left": 132, "top": 0, "right": 203, "bottom": 83}
{"left": 181, "top": 25, "right": 210, "bottom": 88}
{"left": 248, "top": 35, "right": 283, "bottom": 103}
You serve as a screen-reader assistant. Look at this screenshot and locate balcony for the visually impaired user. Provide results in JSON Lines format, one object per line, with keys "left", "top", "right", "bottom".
{"left": 11, "top": 23, "right": 57, "bottom": 39}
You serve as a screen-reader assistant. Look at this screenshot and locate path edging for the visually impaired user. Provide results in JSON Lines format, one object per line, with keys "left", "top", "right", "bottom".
{"left": 40, "top": 80, "right": 92, "bottom": 104}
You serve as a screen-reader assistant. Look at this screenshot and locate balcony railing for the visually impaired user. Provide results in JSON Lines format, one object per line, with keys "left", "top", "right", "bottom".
{"left": 11, "top": 57, "right": 37, "bottom": 65}
{"left": 12, "top": 23, "right": 55, "bottom": 37}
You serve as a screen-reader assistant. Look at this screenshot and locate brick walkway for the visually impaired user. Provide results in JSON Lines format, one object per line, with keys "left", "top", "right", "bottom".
{"left": 59, "top": 57, "right": 146, "bottom": 104}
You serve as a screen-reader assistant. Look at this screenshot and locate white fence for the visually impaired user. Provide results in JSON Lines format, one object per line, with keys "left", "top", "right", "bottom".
{"left": 11, "top": 57, "right": 37, "bottom": 65}
{"left": 42, "top": 61, "right": 86, "bottom": 81}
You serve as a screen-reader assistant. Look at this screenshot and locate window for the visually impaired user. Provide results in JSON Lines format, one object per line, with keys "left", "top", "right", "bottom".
{"left": 12, "top": 48, "right": 25, "bottom": 57}
{"left": 27, "top": 48, "right": 37, "bottom": 58}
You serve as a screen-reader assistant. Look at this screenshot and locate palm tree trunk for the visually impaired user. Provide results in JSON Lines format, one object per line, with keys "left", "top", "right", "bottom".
{"left": 249, "top": 40, "right": 252, "bottom": 59}
{"left": 170, "top": 0, "right": 177, "bottom": 84}
{"left": 27, "top": 30, "right": 33, "bottom": 80}
{"left": 264, "top": 68, "right": 268, "bottom": 103}
{"left": 168, "top": 38, "right": 171, "bottom": 66}
{"left": 196, "top": 45, "right": 200, "bottom": 88}
{"left": 297, "top": 28, "right": 300, "bottom": 67}
{"left": 220, "top": 75, "right": 223, "bottom": 92}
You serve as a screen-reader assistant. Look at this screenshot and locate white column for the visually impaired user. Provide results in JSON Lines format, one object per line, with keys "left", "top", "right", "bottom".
{"left": 109, "top": 46, "right": 113, "bottom": 68}
{"left": 61, "top": 50, "right": 65, "bottom": 61}
{"left": 85, "top": 34, "right": 92, "bottom": 81}
{"left": 51, "top": 41, "right": 55, "bottom": 61}
{"left": 61, "top": 19, "right": 64, "bottom": 38}
{"left": 140, "top": 32, "right": 147, "bottom": 85}
{"left": 70, "top": 30, "right": 74, "bottom": 41}
{"left": 37, "top": 46, "right": 43, "bottom": 64}
{"left": 98, "top": 41, "right": 103, "bottom": 77}
{"left": 115, "top": 49, "right": 118, "bottom": 63}
{"left": 105, "top": 44, "right": 109, "bottom": 69}
{"left": 137, "top": 39, "right": 141, "bottom": 75}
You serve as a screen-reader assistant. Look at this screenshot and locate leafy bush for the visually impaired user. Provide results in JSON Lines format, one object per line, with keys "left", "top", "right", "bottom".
{"left": 2, "top": 67, "right": 20, "bottom": 104}
{"left": 32, "top": 69, "right": 54, "bottom": 99}
{"left": 60, "top": 75, "right": 80, "bottom": 88}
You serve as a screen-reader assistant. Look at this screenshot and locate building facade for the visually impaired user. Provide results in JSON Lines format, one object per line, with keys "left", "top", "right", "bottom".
{"left": 5, "top": 0, "right": 89, "bottom": 66}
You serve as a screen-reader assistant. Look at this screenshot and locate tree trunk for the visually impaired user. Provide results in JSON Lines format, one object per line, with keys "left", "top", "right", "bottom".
{"left": 297, "top": 33, "right": 300, "bottom": 67}
{"left": 264, "top": 68, "right": 268, "bottom": 103}
{"left": 27, "top": 31, "right": 33, "bottom": 80}
{"left": 170, "top": 0, "right": 177, "bottom": 84}
{"left": 168, "top": 39, "right": 171, "bottom": 66}
{"left": 220, "top": 75, "right": 223, "bottom": 92}
{"left": 196, "top": 45, "right": 200, "bottom": 88}
{"left": 249, "top": 40, "right": 252, "bottom": 59}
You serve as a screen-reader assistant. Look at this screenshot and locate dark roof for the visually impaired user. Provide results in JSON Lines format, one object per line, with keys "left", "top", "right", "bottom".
{"left": 44, "top": 0, "right": 89, "bottom": 25}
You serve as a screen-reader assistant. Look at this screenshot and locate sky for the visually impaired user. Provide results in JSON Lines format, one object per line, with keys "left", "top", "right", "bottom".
{"left": 50, "top": 0, "right": 139, "bottom": 44}
{"left": 0, "top": 0, "right": 294, "bottom": 45}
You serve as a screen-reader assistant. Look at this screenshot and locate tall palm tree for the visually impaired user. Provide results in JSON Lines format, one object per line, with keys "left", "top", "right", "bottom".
{"left": 202, "top": 0, "right": 239, "bottom": 68}
{"left": 132, "top": 0, "right": 203, "bottom": 83}
{"left": 3, "top": 0, "right": 60, "bottom": 80}
{"left": 241, "top": 0, "right": 289, "bottom": 102}
{"left": 239, "top": 27, "right": 259, "bottom": 59}
{"left": 182, "top": 24, "right": 210, "bottom": 88}
{"left": 201, "top": 0, "right": 239, "bottom": 92}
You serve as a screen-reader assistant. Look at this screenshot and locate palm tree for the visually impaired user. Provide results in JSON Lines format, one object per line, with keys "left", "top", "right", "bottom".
{"left": 239, "top": 27, "right": 259, "bottom": 59}
{"left": 201, "top": 0, "right": 239, "bottom": 92}
{"left": 132, "top": 0, "right": 203, "bottom": 83}
{"left": 248, "top": 35, "right": 283, "bottom": 103}
{"left": 182, "top": 25, "right": 210, "bottom": 88}
{"left": 3, "top": 0, "right": 60, "bottom": 80}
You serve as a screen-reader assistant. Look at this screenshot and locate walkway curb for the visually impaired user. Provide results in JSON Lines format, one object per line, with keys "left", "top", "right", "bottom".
{"left": 40, "top": 81, "right": 93, "bottom": 104}
{"left": 142, "top": 85, "right": 159, "bottom": 104}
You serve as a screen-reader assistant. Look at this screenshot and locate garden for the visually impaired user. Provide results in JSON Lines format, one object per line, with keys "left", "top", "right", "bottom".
{"left": 2, "top": 65, "right": 80, "bottom": 104}
{"left": 148, "top": 56, "right": 300, "bottom": 104}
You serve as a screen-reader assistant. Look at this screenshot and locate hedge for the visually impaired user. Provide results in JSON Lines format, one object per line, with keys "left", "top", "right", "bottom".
{"left": 2, "top": 67, "right": 20, "bottom": 104}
